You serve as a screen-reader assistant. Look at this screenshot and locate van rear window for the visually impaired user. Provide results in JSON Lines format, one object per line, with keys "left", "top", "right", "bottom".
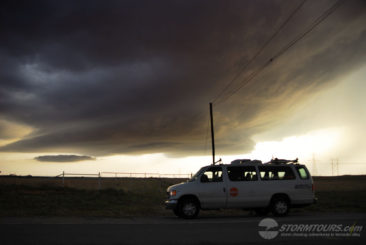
{"left": 258, "top": 166, "right": 295, "bottom": 181}
{"left": 296, "top": 166, "right": 309, "bottom": 179}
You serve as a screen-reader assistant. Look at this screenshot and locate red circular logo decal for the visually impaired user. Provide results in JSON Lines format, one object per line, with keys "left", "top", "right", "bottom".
{"left": 230, "top": 187, "right": 238, "bottom": 197}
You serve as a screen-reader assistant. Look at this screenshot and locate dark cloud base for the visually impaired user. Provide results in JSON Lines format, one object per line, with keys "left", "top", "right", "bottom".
{"left": 34, "top": 155, "right": 95, "bottom": 162}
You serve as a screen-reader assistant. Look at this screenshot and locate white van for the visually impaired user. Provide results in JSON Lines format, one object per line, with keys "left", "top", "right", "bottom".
{"left": 165, "top": 159, "right": 316, "bottom": 218}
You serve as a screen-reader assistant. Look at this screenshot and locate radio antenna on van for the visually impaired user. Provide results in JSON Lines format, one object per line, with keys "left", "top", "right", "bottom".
{"left": 209, "top": 102, "right": 215, "bottom": 165}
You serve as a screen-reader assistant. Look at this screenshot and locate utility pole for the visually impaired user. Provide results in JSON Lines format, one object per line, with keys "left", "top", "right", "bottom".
{"left": 312, "top": 153, "right": 318, "bottom": 176}
{"left": 331, "top": 159, "right": 335, "bottom": 176}
{"left": 331, "top": 158, "right": 339, "bottom": 176}
{"left": 209, "top": 103, "right": 215, "bottom": 165}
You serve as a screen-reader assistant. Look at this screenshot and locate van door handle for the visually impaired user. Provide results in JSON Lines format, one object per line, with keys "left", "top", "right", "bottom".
{"left": 223, "top": 187, "right": 226, "bottom": 192}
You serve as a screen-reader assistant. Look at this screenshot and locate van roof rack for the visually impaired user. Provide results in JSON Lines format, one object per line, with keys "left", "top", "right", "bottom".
{"left": 230, "top": 159, "right": 262, "bottom": 165}
{"left": 266, "top": 158, "right": 298, "bottom": 165}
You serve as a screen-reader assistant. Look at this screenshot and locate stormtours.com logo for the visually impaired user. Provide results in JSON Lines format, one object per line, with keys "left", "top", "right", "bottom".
{"left": 258, "top": 218, "right": 363, "bottom": 240}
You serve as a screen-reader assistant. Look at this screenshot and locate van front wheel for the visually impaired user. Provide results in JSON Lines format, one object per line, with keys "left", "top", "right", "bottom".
{"left": 178, "top": 198, "right": 199, "bottom": 219}
{"left": 271, "top": 197, "right": 290, "bottom": 216}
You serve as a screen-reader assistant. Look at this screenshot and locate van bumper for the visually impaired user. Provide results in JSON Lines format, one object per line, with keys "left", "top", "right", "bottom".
{"left": 165, "top": 199, "right": 178, "bottom": 209}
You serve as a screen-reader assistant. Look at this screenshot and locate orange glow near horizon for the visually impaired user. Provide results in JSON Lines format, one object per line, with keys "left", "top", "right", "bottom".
{"left": 0, "top": 127, "right": 360, "bottom": 177}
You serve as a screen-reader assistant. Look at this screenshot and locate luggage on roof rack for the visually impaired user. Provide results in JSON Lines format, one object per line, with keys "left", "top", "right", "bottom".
{"left": 267, "top": 158, "right": 298, "bottom": 165}
{"left": 231, "top": 159, "right": 262, "bottom": 165}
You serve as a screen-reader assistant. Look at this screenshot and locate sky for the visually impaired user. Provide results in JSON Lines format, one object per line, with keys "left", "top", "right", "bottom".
{"left": 0, "top": 0, "right": 365, "bottom": 176}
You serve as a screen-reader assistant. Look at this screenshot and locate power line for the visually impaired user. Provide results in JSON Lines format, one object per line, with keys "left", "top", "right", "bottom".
{"left": 214, "top": 0, "right": 344, "bottom": 106}
{"left": 271, "top": 0, "right": 344, "bottom": 62}
{"left": 211, "top": 0, "right": 308, "bottom": 104}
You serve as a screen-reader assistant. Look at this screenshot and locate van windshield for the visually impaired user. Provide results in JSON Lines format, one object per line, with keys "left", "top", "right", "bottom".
{"left": 188, "top": 167, "right": 207, "bottom": 182}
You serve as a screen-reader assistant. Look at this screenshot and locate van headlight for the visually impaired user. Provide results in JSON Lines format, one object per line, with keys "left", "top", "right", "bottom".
{"left": 170, "top": 190, "right": 177, "bottom": 197}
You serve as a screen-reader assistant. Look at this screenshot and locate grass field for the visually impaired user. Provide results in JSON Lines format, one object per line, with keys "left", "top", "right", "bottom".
{"left": 0, "top": 175, "right": 365, "bottom": 217}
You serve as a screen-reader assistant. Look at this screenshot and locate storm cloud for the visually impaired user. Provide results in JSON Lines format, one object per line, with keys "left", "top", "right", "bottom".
{"left": 0, "top": 0, "right": 365, "bottom": 157}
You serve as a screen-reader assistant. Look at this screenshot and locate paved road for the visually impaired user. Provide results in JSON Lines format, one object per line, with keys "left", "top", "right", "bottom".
{"left": 1, "top": 213, "right": 365, "bottom": 244}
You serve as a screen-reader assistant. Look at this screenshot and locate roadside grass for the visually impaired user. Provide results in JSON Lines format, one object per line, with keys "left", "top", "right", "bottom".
{"left": 0, "top": 184, "right": 170, "bottom": 217}
{"left": 0, "top": 175, "right": 365, "bottom": 217}
{"left": 294, "top": 175, "right": 366, "bottom": 213}
{"left": 299, "top": 190, "right": 366, "bottom": 212}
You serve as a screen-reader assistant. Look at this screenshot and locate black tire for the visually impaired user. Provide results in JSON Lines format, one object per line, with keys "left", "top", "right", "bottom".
{"left": 271, "top": 197, "right": 290, "bottom": 216}
{"left": 173, "top": 208, "right": 181, "bottom": 217}
{"left": 254, "top": 207, "right": 269, "bottom": 216}
{"left": 178, "top": 198, "right": 200, "bottom": 219}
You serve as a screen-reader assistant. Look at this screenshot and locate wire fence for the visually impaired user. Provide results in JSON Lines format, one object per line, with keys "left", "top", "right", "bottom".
{"left": 55, "top": 171, "right": 191, "bottom": 178}
{"left": 55, "top": 171, "right": 192, "bottom": 190}
{"left": 101, "top": 172, "right": 191, "bottom": 178}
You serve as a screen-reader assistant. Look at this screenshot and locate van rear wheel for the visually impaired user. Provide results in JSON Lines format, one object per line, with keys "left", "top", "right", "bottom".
{"left": 178, "top": 198, "right": 199, "bottom": 219}
{"left": 271, "top": 197, "right": 290, "bottom": 216}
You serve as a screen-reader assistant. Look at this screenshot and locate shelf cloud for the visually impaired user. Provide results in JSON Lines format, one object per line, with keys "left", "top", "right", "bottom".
{"left": 0, "top": 0, "right": 365, "bottom": 157}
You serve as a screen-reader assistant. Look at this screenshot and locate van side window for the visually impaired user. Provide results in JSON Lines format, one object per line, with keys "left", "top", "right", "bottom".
{"left": 258, "top": 166, "right": 295, "bottom": 180}
{"left": 296, "top": 166, "right": 309, "bottom": 179}
{"left": 227, "top": 166, "right": 258, "bottom": 181}
{"left": 201, "top": 167, "right": 223, "bottom": 183}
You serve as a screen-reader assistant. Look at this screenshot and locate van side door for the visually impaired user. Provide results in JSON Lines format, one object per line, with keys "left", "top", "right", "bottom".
{"left": 198, "top": 166, "right": 227, "bottom": 209}
{"left": 226, "top": 166, "right": 260, "bottom": 208}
